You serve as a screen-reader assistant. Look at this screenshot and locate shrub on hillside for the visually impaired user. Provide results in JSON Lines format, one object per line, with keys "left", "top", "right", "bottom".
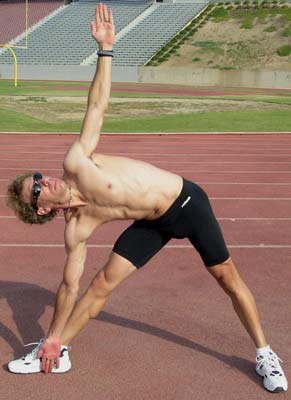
{"left": 277, "top": 44, "right": 291, "bottom": 56}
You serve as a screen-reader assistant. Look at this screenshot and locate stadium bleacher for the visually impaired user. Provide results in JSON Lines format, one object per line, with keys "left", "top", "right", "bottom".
{"left": 104, "top": 2, "right": 208, "bottom": 66}
{"left": 0, "top": 0, "right": 64, "bottom": 45}
{"left": 0, "top": 0, "right": 208, "bottom": 66}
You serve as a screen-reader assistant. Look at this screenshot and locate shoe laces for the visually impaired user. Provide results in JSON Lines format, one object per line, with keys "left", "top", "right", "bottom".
{"left": 256, "top": 351, "right": 283, "bottom": 373}
{"left": 23, "top": 338, "right": 45, "bottom": 361}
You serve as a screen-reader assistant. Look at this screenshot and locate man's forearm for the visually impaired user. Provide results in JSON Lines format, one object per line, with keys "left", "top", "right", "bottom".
{"left": 87, "top": 43, "right": 113, "bottom": 110}
{"left": 47, "top": 282, "right": 78, "bottom": 338}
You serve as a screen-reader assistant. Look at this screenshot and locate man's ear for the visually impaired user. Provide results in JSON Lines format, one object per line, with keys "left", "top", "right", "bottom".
{"left": 37, "top": 207, "right": 51, "bottom": 216}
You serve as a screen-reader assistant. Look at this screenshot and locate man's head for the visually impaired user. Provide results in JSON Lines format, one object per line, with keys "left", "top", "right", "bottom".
{"left": 7, "top": 172, "right": 61, "bottom": 224}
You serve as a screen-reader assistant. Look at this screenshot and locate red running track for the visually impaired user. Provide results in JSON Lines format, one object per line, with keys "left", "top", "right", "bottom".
{"left": 0, "top": 133, "right": 291, "bottom": 400}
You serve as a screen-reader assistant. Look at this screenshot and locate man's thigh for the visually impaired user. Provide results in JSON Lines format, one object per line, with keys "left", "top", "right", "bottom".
{"left": 113, "top": 222, "right": 171, "bottom": 269}
{"left": 97, "top": 252, "right": 137, "bottom": 292}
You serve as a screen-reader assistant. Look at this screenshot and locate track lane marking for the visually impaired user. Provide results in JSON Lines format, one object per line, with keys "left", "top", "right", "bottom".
{"left": 0, "top": 244, "right": 291, "bottom": 249}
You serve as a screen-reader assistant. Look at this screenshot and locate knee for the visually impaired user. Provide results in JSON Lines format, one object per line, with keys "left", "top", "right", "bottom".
{"left": 89, "top": 269, "right": 114, "bottom": 299}
{"left": 211, "top": 258, "right": 242, "bottom": 297}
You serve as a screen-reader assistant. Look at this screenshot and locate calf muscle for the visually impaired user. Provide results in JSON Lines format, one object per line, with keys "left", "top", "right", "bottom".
{"left": 60, "top": 253, "right": 136, "bottom": 345}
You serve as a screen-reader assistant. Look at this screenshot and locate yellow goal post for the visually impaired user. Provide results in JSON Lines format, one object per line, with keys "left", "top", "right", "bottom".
{"left": 0, "top": 0, "right": 29, "bottom": 87}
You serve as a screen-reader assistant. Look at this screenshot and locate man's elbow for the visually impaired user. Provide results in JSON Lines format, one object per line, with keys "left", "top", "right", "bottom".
{"left": 61, "top": 280, "right": 80, "bottom": 298}
{"left": 88, "top": 101, "right": 108, "bottom": 114}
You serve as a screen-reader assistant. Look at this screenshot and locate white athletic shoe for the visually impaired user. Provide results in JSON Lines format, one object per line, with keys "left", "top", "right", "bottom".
{"left": 8, "top": 339, "right": 71, "bottom": 374}
{"left": 256, "top": 349, "right": 288, "bottom": 392}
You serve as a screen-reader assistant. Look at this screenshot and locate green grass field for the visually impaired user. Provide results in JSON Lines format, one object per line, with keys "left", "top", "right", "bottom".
{"left": 1, "top": 107, "right": 290, "bottom": 133}
{"left": 0, "top": 80, "right": 290, "bottom": 132}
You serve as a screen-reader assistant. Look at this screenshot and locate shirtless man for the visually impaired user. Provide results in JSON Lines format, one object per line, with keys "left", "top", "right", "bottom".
{"left": 6, "top": 3, "right": 287, "bottom": 393}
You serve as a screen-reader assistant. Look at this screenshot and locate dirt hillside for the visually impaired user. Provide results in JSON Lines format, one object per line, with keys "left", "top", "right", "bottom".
{"left": 160, "top": 11, "right": 291, "bottom": 71}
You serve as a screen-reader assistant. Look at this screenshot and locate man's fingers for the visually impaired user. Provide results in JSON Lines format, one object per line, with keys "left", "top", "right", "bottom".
{"left": 98, "top": 3, "right": 104, "bottom": 23}
{"left": 48, "top": 359, "right": 54, "bottom": 373}
{"left": 108, "top": 9, "right": 113, "bottom": 25}
{"left": 96, "top": 4, "right": 101, "bottom": 24}
{"left": 90, "top": 21, "right": 96, "bottom": 35}
{"left": 41, "top": 357, "right": 60, "bottom": 373}
{"left": 44, "top": 358, "right": 53, "bottom": 374}
{"left": 103, "top": 4, "right": 109, "bottom": 22}
{"left": 41, "top": 355, "right": 46, "bottom": 372}
{"left": 43, "top": 357, "right": 48, "bottom": 373}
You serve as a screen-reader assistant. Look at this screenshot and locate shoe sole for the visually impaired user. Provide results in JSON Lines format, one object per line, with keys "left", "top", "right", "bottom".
{"left": 256, "top": 370, "right": 287, "bottom": 393}
{"left": 8, "top": 363, "right": 71, "bottom": 374}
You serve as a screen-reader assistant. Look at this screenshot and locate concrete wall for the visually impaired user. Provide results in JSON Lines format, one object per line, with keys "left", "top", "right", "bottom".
{"left": 0, "top": 64, "right": 139, "bottom": 82}
{"left": 1, "top": 63, "right": 291, "bottom": 89}
{"left": 138, "top": 66, "right": 291, "bottom": 89}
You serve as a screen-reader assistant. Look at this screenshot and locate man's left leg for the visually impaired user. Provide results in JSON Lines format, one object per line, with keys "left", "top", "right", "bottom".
{"left": 208, "top": 257, "right": 288, "bottom": 393}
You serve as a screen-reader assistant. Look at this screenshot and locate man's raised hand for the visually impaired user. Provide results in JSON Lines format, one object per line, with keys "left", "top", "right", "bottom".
{"left": 90, "top": 3, "right": 115, "bottom": 48}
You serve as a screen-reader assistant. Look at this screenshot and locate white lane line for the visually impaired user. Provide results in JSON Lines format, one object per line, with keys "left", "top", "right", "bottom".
{"left": 1, "top": 216, "right": 291, "bottom": 221}
{"left": 1, "top": 180, "right": 291, "bottom": 186}
{"left": 1, "top": 195, "right": 291, "bottom": 200}
{"left": 0, "top": 215, "right": 66, "bottom": 219}
{"left": 218, "top": 217, "right": 291, "bottom": 221}
{"left": 0, "top": 141, "right": 290, "bottom": 145}
{"left": 1, "top": 167, "right": 291, "bottom": 174}
{"left": 115, "top": 153, "right": 291, "bottom": 157}
{"left": 0, "top": 167, "right": 62, "bottom": 171}
{"left": 174, "top": 171, "right": 291, "bottom": 174}
{"left": 1, "top": 142, "right": 291, "bottom": 147}
{"left": 1, "top": 151, "right": 291, "bottom": 157}
{"left": 0, "top": 244, "right": 290, "bottom": 249}
{"left": 210, "top": 197, "right": 291, "bottom": 200}
{"left": 2, "top": 158, "right": 291, "bottom": 165}
{"left": 0, "top": 158, "right": 63, "bottom": 162}
{"left": 195, "top": 182, "right": 291, "bottom": 186}
{"left": 1, "top": 140, "right": 291, "bottom": 145}
{"left": 0, "top": 151, "right": 65, "bottom": 154}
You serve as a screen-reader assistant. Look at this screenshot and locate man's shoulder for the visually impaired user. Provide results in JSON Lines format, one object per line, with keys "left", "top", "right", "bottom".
{"left": 63, "top": 141, "right": 87, "bottom": 173}
{"left": 64, "top": 211, "right": 100, "bottom": 251}
{"left": 64, "top": 214, "right": 87, "bottom": 252}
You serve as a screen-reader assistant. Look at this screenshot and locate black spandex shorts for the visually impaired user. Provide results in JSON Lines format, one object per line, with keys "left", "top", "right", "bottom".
{"left": 113, "top": 178, "right": 229, "bottom": 269}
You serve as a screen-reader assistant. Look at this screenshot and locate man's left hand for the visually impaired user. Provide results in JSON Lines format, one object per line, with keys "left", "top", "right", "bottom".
{"left": 37, "top": 336, "right": 62, "bottom": 374}
{"left": 91, "top": 3, "right": 115, "bottom": 47}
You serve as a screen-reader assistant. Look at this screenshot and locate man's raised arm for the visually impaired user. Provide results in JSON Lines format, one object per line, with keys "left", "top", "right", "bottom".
{"left": 76, "top": 3, "right": 115, "bottom": 158}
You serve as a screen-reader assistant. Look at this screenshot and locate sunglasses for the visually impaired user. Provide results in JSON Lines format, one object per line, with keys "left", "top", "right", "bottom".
{"left": 31, "top": 171, "right": 42, "bottom": 209}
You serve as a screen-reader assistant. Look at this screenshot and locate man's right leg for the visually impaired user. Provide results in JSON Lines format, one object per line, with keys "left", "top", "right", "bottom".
{"left": 60, "top": 252, "right": 137, "bottom": 345}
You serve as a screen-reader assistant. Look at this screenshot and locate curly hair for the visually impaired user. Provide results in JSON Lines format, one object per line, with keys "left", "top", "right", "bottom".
{"left": 6, "top": 172, "right": 57, "bottom": 225}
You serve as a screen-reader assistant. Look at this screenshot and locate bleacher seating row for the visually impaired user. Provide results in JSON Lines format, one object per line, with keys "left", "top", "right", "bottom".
{"left": 0, "top": 0, "right": 208, "bottom": 66}
{"left": 106, "top": 3, "right": 207, "bottom": 66}
{"left": 0, "top": 0, "right": 64, "bottom": 45}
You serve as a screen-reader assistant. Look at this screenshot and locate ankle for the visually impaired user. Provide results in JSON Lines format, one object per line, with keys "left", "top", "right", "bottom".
{"left": 256, "top": 344, "right": 270, "bottom": 356}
